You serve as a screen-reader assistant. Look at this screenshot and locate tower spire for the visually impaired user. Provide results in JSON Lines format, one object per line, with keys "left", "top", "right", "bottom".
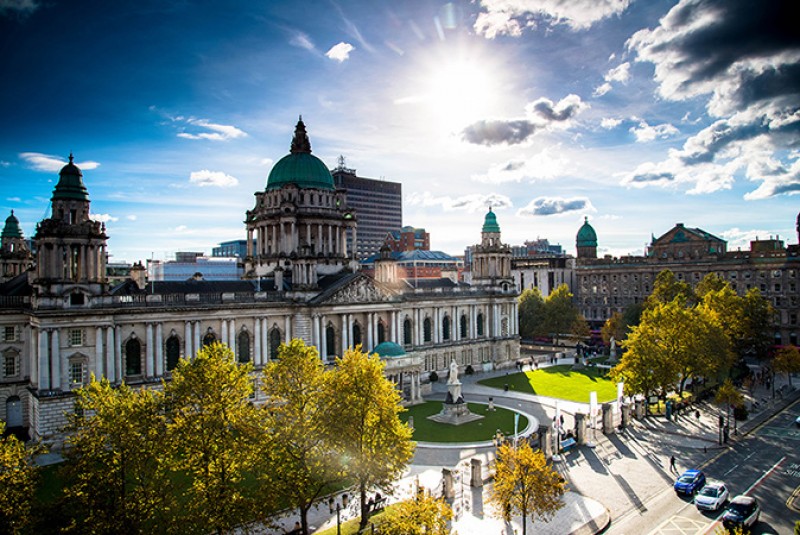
{"left": 290, "top": 116, "right": 312, "bottom": 154}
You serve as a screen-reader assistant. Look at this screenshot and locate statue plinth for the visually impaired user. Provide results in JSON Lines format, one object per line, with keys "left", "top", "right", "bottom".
{"left": 428, "top": 360, "right": 484, "bottom": 426}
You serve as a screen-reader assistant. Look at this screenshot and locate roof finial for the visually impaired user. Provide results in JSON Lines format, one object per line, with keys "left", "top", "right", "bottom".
{"left": 290, "top": 117, "right": 312, "bottom": 154}
{"left": 68, "top": 152, "right": 74, "bottom": 164}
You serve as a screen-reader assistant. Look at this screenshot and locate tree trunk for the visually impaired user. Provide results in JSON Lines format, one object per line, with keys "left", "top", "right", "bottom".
{"left": 358, "top": 483, "right": 369, "bottom": 531}
{"left": 300, "top": 505, "right": 310, "bottom": 535}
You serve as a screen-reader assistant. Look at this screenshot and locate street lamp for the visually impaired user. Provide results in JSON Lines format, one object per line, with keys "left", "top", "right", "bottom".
{"left": 336, "top": 503, "right": 341, "bottom": 535}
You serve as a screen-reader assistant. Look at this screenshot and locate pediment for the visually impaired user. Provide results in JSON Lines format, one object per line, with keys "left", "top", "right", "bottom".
{"left": 322, "top": 274, "right": 396, "bottom": 305}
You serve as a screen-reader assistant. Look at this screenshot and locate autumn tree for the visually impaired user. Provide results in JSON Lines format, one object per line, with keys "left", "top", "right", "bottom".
{"left": 646, "top": 270, "right": 694, "bottom": 309}
{"left": 259, "top": 339, "right": 343, "bottom": 535}
{"left": 543, "top": 284, "right": 587, "bottom": 346}
{"left": 323, "top": 346, "right": 414, "bottom": 531}
{"left": 0, "top": 422, "right": 38, "bottom": 535}
{"left": 165, "top": 342, "right": 263, "bottom": 534}
{"left": 380, "top": 492, "right": 452, "bottom": 535}
{"left": 62, "top": 377, "right": 174, "bottom": 534}
{"left": 772, "top": 345, "right": 800, "bottom": 387}
{"left": 518, "top": 288, "right": 546, "bottom": 340}
{"left": 715, "top": 379, "right": 744, "bottom": 434}
{"left": 739, "top": 288, "right": 775, "bottom": 360}
{"left": 488, "top": 441, "right": 566, "bottom": 535}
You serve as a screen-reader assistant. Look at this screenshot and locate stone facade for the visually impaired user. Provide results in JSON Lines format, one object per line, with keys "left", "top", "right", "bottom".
{"left": 0, "top": 120, "right": 520, "bottom": 441}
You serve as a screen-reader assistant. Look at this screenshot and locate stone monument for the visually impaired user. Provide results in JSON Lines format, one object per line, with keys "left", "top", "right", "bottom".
{"left": 428, "top": 360, "right": 484, "bottom": 425}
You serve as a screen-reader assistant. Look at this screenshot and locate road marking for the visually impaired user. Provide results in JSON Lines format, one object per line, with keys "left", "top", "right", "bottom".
{"left": 788, "top": 484, "right": 800, "bottom": 513}
{"left": 722, "top": 464, "right": 739, "bottom": 477}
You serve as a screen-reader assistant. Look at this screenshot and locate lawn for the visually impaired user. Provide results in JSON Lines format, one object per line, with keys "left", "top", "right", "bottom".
{"left": 400, "top": 401, "right": 527, "bottom": 442}
{"left": 478, "top": 365, "right": 617, "bottom": 403}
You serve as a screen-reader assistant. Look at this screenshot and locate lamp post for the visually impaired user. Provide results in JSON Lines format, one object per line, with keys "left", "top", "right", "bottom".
{"left": 336, "top": 503, "right": 341, "bottom": 535}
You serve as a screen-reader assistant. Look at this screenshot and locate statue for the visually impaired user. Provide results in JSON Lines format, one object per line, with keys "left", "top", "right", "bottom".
{"left": 609, "top": 337, "right": 617, "bottom": 360}
{"left": 448, "top": 359, "right": 459, "bottom": 384}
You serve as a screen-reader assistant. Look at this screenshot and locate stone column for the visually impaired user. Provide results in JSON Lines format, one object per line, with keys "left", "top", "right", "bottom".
{"left": 312, "top": 314, "right": 320, "bottom": 349}
{"left": 367, "top": 313, "right": 374, "bottom": 350}
{"left": 106, "top": 327, "right": 116, "bottom": 382}
{"left": 538, "top": 424, "right": 553, "bottom": 460}
{"left": 341, "top": 314, "right": 349, "bottom": 355}
{"left": 320, "top": 316, "right": 327, "bottom": 360}
{"left": 193, "top": 321, "right": 201, "bottom": 355}
{"left": 38, "top": 329, "right": 50, "bottom": 391}
{"left": 184, "top": 321, "right": 192, "bottom": 359}
{"left": 230, "top": 319, "right": 236, "bottom": 357}
{"left": 114, "top": 326, "right": 122, "bottom": 379}
{"left": 221, "top": 320, "right": 229, "bottom": 348}
{"left": 254, "top": 318, "right": 262, "bottom": 366}
{"left": 442, "top": 468, "right": 455, "bottom": 499}
{"left": 574, "top": 413, "right": 587, "bottom": 445}
{"left": 602, "top": 403, "right": 615, "bottom": 435}
{"left": 51, "top": 329, "right": 61, "bottom": 390}
{"left": 155, "top": 323, "right": 164, "bottom": 377}
{"left": 145, "top": 323, "right": 154, "bottom": 378}
{"left": 284, "top": 316, "right": 291, "bottom": 344}
{"left": 261, "top": 318, "right": 268, "bottom": 361}
{"left": 96, "top": 327, "right": 105, "bottom": 379}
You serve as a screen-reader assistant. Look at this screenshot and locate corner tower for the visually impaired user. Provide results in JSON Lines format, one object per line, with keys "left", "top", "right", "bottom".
{"left": 244, "top": 118, "right": 357, "bottom": 291}
{"left": 471, "top": 207, "right": 512, "bottom": 288}
{"left": 0, "top": 210, "right": 34, "bottom": 282}
{"left": 33, "top": 154, "right": 108, "bottom": 302}
{"left": 576, "top": 216, "right": 598, "bottom": 260}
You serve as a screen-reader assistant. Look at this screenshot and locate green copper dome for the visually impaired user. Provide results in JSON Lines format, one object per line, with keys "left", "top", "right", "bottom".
{"left": 372, "top": 341, "right": 406, "bottom": 358}
{"left": 482, "top": 207, "right": 501, "bottom": 233}
{"left": 1, "top": 210, "right": 23, "bottom": 239}
{"left": 52, "top": 154, "right": 89, "bottom": 201}
{"left": 266, "top": 118, "right": 335, "bottom": 191}
{"left": 576, "top": 216, "right": 597, "bottom": 247}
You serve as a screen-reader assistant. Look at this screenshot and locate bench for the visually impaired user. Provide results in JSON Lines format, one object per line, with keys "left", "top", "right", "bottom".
{"left": 560, "top": 438, "right": 577, "bottom": 452}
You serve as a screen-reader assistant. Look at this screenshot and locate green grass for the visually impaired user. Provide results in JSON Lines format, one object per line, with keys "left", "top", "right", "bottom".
{"left": 313, "top": 508, "right": 390, "bottom": 535}
{"left": 478, "top": 365, "right": 617, "bottom": 403}
{"left": 400, "top": 401, "right": 527, "bottom": 442}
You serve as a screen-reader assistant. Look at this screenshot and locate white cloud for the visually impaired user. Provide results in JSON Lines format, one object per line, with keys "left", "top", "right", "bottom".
{"left": 601, "top": 118, "right": 622, "bottom": 129}
{"left": 6, "top": 197, "right": 21, "bottom": 202}
{"left": 325, "top": 42, "right": 354, "bottom": 62}
{"left": 472, "top": 148, "right": 567, "bottom": 183}
{"left": 604, "top": 62, "right": 630, "bottom": 83}
{"left": 19, "top": 152, "right": 100, "bottom": 172}
{"left": 91, "top": 214, "right": 119, "bottom": 223}
{"left": 474, "top": 0, "right": 632, "bottom": 37}
{"left": 629, "top": 120, "right": 679, "bottom": 143}
{"left": 177, "top": 118, "right": 247, "bottom": 141}
{"left": 189, "top": 170, "right": 239, "bottom": 188}
{"left": 0, "top": 160, "right": 10, "bottom": 167}
{"left": 174, "top": 225, "right": 189, "bottom": 233}
{"left": 593, "top": 82, "right": 612, "bottom": 97}
{"left": 126, "top": 215, "right": 138, "bottom": 221}
{"left": 517, "top": 196, "right": 594, "bottom": 216}
{"left": 405, "top": 191, "right": 512, "bottom": 212}
{"left": 260, "top": 158, "right": 274, "bottom": 166}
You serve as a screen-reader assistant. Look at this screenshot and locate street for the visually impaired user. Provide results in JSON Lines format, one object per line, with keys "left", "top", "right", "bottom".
{"left": 609, "top": 399, "right": 800, "bottom": 535}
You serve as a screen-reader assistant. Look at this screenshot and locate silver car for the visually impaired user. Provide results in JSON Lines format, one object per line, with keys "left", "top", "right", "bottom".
{"left": 695, "top": 481, "right": 729, "bottom": 511}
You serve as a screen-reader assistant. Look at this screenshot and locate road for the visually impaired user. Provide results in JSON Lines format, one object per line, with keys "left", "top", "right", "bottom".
{"left": 609, "top": 399, "right": 800, "bottom": 535}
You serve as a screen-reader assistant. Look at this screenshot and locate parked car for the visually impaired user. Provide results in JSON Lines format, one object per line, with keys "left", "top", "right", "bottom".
{"left": 674, "top": 469, "right": 706, "bottom": 496}
{"left": 695, "top": 480, "right": 729, "bottom": 511}
{"left": 795, "top": 415, "right": 800, "bottom": 428}
{"left": 722, "top": 495, "right": 760, "bottom": 532}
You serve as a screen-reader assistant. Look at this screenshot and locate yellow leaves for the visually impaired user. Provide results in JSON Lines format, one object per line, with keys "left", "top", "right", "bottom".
{"left": 0, "top": 422, "right": 37, "bottom": 534}
{"left": 381, "top": 493, "right": 453, "bottom": 535}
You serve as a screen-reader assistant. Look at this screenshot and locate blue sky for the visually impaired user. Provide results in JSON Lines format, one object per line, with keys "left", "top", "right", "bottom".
{"left": 1, "top": 0, "right": 798, "bottom": 263}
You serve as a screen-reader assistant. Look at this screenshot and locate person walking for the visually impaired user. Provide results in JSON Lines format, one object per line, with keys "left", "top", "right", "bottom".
{"left": 669, "top": 455, "right": 677, "bottom": 473}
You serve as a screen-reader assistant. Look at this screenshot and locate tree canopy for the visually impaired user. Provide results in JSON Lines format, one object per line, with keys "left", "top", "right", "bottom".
{"left": 518, "top": 284, "right": 588, "bottom": 345}
{"left": 488, "top": 441, "right": 566, "bottom": 535}
{"left": 380, "top": 492, "right": 452, "bottom": 535}
{"left": 0, "top": 422, "right": 37, "bottom": 535}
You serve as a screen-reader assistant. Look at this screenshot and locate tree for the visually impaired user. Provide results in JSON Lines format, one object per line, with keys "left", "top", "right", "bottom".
{"left": 63, "top": 377, "right": 174, "bottom": 534}
{"left": 646, "top": 270, "right": 694, "bottom": 309}
{"left": 165, "top": 342, "right": 262, "bottom": 534}
{"left": 601, "top": 303, "right": 644, "bottom": 348}
{"left": 739, "top": 288, "right": 775, "bottom": 360}
{"left": 323, "top": 346, "right": 414, "bottom": 531}
{"left": 518, "top": 288, "right": 546, "bottom": 340}
{"left": 772, "top": 345, "right": 800, "bottom": 387}
{"left": 543, "top": 284, "right": 587, "bottom": 346}
{"left": 715, "top": 379, "right": 744, "bottom": 437}
{"left": 488, "top": 441, "right": 566, "bottom": 535}
{"left": 380, "top": 492, "right": 452, "bottom": 535}
{"left": 0, "top": 422, "right": 37, "bottom": 535}
{"left": 259, "top": 339, "right": 344, "bottom": 535}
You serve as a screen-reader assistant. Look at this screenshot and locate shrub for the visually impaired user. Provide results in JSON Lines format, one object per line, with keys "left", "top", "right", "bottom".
{"left": 429, "top": 371, "right": 439, "bottom": 383}
{"left": 465, "top": 365, "right": 474, "bottom": 375}
{"left": 733, "top": 404, "right": 748, "bottom": 421}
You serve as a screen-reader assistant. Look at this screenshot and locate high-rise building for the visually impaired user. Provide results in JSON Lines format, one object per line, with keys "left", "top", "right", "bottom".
{"left": 331, "top": 156, "right": 402, "bottom": 260}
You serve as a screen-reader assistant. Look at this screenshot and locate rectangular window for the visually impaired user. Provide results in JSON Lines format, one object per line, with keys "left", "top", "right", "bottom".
{"left": 69, "top": 329, "right": 84, "bottom": 346}
{"left": 4, "top": 354, "right": 18, "bottom": 377}
{"left": 69, "top": 362, "right": 85, "bottom": 385}
{"left": 3, "top": 326, "right": 16, "bottom": 342}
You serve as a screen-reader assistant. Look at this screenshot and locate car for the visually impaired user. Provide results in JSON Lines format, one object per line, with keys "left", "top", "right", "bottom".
{"left": 695, "top": 480, "right": 729, "bottom": 511}
{"left": 722, "top": 495, "right": 760, "bottom": 532}
{"left": 795, "top": 415, "right": 800, "bottom": 428}
{"left": 674, "top": 469, "right": 706, "bottom": 496}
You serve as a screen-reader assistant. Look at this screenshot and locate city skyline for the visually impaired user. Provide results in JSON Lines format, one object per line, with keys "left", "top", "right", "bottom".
{"left": 1, "top": 0, "right": 797, "bottom": 263}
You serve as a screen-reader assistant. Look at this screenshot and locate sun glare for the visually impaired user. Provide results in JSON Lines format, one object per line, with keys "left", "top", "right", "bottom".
{"left": 426, "top": 58, "right": 497, "bottom": 130}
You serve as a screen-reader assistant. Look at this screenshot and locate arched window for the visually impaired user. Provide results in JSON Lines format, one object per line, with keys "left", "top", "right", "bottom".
{"left": 125, "top": 338, "right": 142, "bottom": 376}
{"left": 325, "top": 325, "right": 336, "bottom": 360}
{"left": 377, "top": 321, "right": 386, "bottom": 344}
{"left": 403, "top": 318, "right": 412, "bottom": 346}
{"left": 423, "top": 317, "right": 432, "bottom": 343}
{"left": 237, "top": 331, "right": 250, "bottom": 363}
{"left": 460, "top": 315, "right": 468, "bottom": 339}
{"left": 269, "top": 328, "right": 282, "bottom": 360}
{"left": 442, "top": 315, "right": 451, "bottom": 341}
{"left": 352, "top": 323, "right": 362, "bottom": 347}
{"left": 477, "top": 313, "right": 485, "bottom": 337}
{"left": 166, "top": 335, "right": 181, "bottom": 371}
{"left": 203, "top": 331, "right": 216, "bottom": 347}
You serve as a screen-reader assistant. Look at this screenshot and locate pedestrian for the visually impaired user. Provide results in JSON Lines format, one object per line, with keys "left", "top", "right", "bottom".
{"left": 669, "top": 455, "right": 676, "bottom": 473}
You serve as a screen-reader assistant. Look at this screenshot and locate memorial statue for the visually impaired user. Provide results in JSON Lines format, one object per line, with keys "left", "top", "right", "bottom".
{"left": 448, "top": 359, "right": 459, "bottom": 384}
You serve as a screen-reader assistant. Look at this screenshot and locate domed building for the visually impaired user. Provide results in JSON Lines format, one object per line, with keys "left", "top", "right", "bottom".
{"left": 0, "top": 120, "right": 520, "bottom": 441}
{"left": 576, "top": 216, "right": 597, "bottom": 259}
{"left": 0, "top": 211, "right": 33, "bottom": 283}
